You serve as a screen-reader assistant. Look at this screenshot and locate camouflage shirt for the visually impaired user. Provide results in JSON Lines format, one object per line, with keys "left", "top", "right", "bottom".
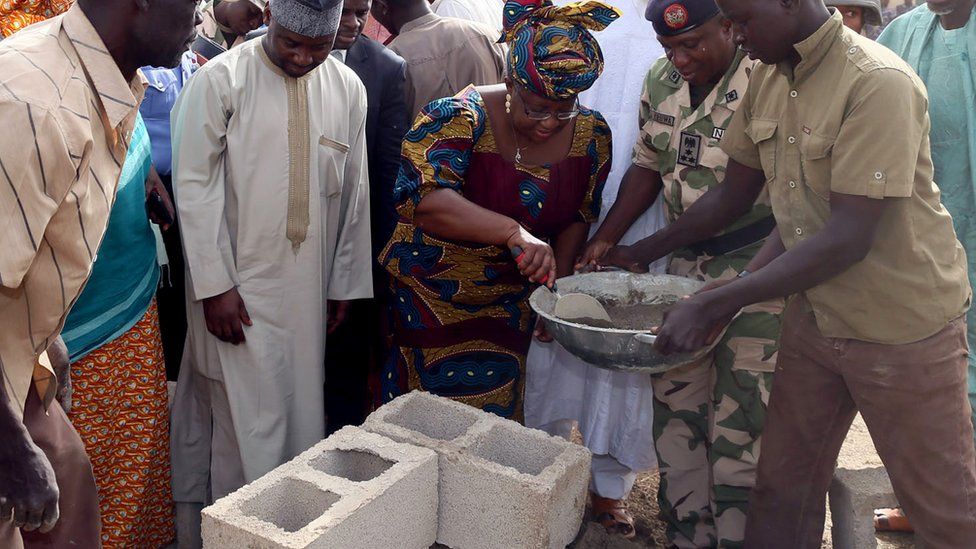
{"left": 633, "top": 49, "right": 774, "bottom": 282}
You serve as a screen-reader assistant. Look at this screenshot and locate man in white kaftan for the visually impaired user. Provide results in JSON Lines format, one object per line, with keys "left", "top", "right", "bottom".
{"left": 168, "top": 2, "right": 372, "bottom": 540}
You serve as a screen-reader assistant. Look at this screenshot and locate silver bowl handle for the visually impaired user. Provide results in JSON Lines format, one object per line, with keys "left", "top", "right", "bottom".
{"left": 633, "top": 333, "right": 656, "bottom": 345}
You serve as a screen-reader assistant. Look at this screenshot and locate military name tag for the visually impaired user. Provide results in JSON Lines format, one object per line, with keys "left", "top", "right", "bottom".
{"left": 652, "top": 111, "right": 676, "bottom": 127}
{"left": 712, "top": 127, "right": 725, "bottom": 140}
{"left": 677, "top": 132, "right": 701, "bottom": 167}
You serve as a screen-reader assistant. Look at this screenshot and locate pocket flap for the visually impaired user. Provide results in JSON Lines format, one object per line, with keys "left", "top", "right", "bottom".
{"left": 745, "top": 119, "right": 777, "bottom": 144}
{"left": 800, "top": 132, "right": 835, "bottom": 160}
{"left": 319, "top": 136, "right": 350, "bottom": 154}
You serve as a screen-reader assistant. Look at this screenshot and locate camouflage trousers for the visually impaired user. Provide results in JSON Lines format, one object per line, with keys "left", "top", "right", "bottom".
{"left": 651, "top": 299, "right": 782, "bottom": 548}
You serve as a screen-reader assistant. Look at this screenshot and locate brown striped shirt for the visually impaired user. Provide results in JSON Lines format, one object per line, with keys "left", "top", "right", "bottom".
{"left": 0, "top": 3, "right": 145, "bottom": 418}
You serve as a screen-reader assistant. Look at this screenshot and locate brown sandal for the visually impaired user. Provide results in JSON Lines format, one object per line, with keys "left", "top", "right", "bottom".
{"left": 591, "top": 493, "right": 636, "bottom": 539}
{"left": 874, "top": 508, "right": 914, "bottom": 533}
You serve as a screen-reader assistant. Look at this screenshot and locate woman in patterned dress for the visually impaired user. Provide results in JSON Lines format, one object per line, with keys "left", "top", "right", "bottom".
{"left": 60, "top": 114, "right": 176, "bottom": 548}
{"left": 380, "top": 0, "right": 621, "bottom": 420}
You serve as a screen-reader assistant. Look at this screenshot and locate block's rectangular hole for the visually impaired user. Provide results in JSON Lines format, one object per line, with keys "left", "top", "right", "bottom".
{"left": 468, "top": 425, "right": 561, "bottom": 476}
{"left": 387, "top": 393, "right": 480, "bottom": 441}
{"left": 240, "top": 478, "right": 339, "bottom": 533}
{"left": 310, "top": 449, "right": 395, "bottom": 482}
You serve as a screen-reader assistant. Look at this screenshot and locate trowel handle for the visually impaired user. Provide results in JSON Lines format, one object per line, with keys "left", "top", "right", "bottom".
{"left": 510, "top": 246, "right": 553, "bottom": 287}
{"left": 634, "top": 333, "right": 656, "bottom": 345}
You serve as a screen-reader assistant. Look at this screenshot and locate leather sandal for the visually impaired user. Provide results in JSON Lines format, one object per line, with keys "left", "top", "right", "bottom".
{"left": 591, "top": 493, "right": 636, "bottom": 539}
{"left": 874, "top": 508, "right": 914, "bottom": 533}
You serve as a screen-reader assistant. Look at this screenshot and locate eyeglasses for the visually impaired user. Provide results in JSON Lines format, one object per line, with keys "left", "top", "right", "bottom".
{"left": 516, "top": 88, "right": 580, "bottom": 121}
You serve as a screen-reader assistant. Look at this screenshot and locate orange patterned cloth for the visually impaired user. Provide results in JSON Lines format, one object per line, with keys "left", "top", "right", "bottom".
{"left": 0, "top": 0, "right": 72, "bottom": 37}
{"left": 68, "top": 300, "right": 175, "bottom": 548}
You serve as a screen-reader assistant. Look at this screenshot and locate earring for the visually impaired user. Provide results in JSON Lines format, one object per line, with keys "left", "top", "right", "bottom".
{"left": 505, "top": 93, "right": 512, "bottom": 114}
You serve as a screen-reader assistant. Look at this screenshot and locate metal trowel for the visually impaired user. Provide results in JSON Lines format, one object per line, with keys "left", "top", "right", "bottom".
{"left": 553, "top": 293, "right": 613, "bottom": 327}
{"left": 512, "top": 247, "right": 613, "bottom": 327}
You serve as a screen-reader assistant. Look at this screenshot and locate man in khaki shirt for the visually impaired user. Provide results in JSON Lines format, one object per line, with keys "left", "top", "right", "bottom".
{"left": 0, "top": 0, "right": 198, "bottom": 546}
{"left": 647, "top": 2, "right": 976, "bottom": 547}
{"left": 370, "top": 0, "right": 505, "bottom": 117}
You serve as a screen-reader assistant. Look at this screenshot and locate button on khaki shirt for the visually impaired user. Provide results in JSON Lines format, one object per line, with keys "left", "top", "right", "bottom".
{"left": 388, "top": 13, "right": 506, "bottom": 118}
{"left": 722, "top": 12, "right": 970, "bottom": 344}
{"left": 0, "top": 3, "right": 144, "bottom": 417}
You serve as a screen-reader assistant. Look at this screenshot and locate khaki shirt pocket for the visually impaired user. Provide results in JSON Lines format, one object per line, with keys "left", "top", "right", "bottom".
{"left": 744, "top": 119, "right": 777, "bottom": 181}
{"left": 319, "top": 136, "right": 349, "bottom": 198}
{"left": 799, "top": 132, "right": 835, "bottom": 201}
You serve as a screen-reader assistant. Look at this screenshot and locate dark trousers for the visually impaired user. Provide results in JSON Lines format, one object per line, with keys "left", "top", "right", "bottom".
{"left": 0, "top": 387, "right": 101, "bottom": 548}
{"left": 324, "top": 295, "right": 389, "bottom": 435}
{"left": 744, "top": 297, "right": 976, "bottom": 549}
{"left": 155, "top": 173, "right": 187, "bottom": 381}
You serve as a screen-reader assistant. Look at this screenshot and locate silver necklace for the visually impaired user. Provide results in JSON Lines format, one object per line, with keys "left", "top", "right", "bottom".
{"left": 510, "top": 114, "right": 529, "bottom": 166}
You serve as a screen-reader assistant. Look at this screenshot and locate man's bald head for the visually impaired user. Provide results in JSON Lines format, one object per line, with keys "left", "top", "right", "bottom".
{"left": 370, "top": 0, "right": 432, "bottom": 35}
{"left": 925, "top": 0, "right": 976, "bottom": 16}
{"left": 716, "top": 0, "right": 831, "bottom": 66}
{"left": 77, "top": 0, "right": 200, "bottom": 74}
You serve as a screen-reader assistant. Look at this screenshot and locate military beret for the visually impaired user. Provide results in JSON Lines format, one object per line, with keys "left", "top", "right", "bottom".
{"left": 645, "top": 0, "right": 720, "bottom": 37}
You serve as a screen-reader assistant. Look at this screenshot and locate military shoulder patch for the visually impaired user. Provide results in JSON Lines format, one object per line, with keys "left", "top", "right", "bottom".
{"left": 652, "top": 110, "right": 676, "bottom": 127}
{"left": 677, "top": 132, "right": 701, "bottom": 167}
{"left": 724, "top": 90, "right": 739, "bottom": 103}
{"left": 668, "top": 70, "right": 681, "bottom": 84}
{"left": 712, "top": 127, "right": 725, "bottom": 140}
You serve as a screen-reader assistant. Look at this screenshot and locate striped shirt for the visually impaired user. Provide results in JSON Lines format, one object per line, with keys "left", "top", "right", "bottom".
{"left": 0, "top": 3, "right": 145, "bottom": 418}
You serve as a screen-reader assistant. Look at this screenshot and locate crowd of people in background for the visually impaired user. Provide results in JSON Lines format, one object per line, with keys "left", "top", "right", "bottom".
{"left": 1, "top": 0, "right": 975, "bottom": 548}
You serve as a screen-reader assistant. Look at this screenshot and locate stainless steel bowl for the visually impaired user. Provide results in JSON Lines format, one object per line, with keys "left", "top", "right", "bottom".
{"left": 529, "top": 272, "right": 726, "bottom": 373}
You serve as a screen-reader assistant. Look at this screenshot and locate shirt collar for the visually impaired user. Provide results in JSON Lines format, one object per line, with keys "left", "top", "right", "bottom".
{"left": 777, "top": 9, "right": 844, "bottom": 83}
{"left": 400, "top": 12, "right": 440, "bottom": 34}
{"left": 62, "top": 3, "right": 143, "bottom": 129}
{"left": 715, "top": 48, "right": 749, "bottom": 107}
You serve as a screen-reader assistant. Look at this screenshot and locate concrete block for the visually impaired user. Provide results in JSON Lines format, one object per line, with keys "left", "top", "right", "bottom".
{"left": 364, "top": 391, "right": 592, "bottom": 549}
{"left": 829, "top": 414, "right": 900, "bottom": 549}
{"left": 445, "top": 419, "right": 591, "bottom": 549}
{"left": 363, "top": 389, "right": 486, "bottom": 451}
{"left": 202, "top": 426, "right": 438, "bottom": 549}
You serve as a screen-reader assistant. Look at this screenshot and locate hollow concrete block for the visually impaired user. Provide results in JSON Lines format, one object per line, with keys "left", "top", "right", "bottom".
{"left": 829, "top": 415, "right": 901, "bottom": 549}
{"left": 364, "top": 391, "right": 591, "bottom": 549}
{"left": 202, "top": 426, "right": 438, "bottom": 549}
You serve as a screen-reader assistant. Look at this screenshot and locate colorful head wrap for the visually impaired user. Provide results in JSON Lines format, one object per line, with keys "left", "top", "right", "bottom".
{"left": 500, "top": 0, "right": 621, "bottom": 100}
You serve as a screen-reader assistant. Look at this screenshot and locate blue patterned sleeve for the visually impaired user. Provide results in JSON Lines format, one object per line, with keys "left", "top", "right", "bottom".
{"left": 578, "top": 109, "right": 611, "bottom": 223}
{"left": 392, "top": 89, "right": 488, "bottom": 222}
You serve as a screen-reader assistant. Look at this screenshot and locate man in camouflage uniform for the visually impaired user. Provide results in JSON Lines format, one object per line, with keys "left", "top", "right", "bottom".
{"left": 579, "top": 0, "right": 782, "bottom": 546}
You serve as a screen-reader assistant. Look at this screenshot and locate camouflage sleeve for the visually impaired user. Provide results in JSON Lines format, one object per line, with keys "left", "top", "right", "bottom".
{"left": 631, "top": 73, "right": 660, "bottom": 171}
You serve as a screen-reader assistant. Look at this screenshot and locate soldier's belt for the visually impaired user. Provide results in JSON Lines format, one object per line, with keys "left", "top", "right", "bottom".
{"left": 687, "top": 215, "right": 777, "bottom": 257}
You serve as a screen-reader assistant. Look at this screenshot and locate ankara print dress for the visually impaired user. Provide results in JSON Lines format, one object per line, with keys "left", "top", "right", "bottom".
{"left": 380, "top": 86, "right": 611, "bottom": 420}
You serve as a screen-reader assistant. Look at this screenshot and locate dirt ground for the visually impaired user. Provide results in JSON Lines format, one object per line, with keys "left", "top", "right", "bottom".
{"left": 569, "top": 470, "right": 667, "bottom": 549}
{"left": 570, "top": 469, "right": 916, "bottom": 549}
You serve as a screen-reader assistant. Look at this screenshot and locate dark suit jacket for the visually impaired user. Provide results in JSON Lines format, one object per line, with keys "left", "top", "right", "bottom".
{"left": 345, "top": 35, "right": 409, "bottom": 268}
